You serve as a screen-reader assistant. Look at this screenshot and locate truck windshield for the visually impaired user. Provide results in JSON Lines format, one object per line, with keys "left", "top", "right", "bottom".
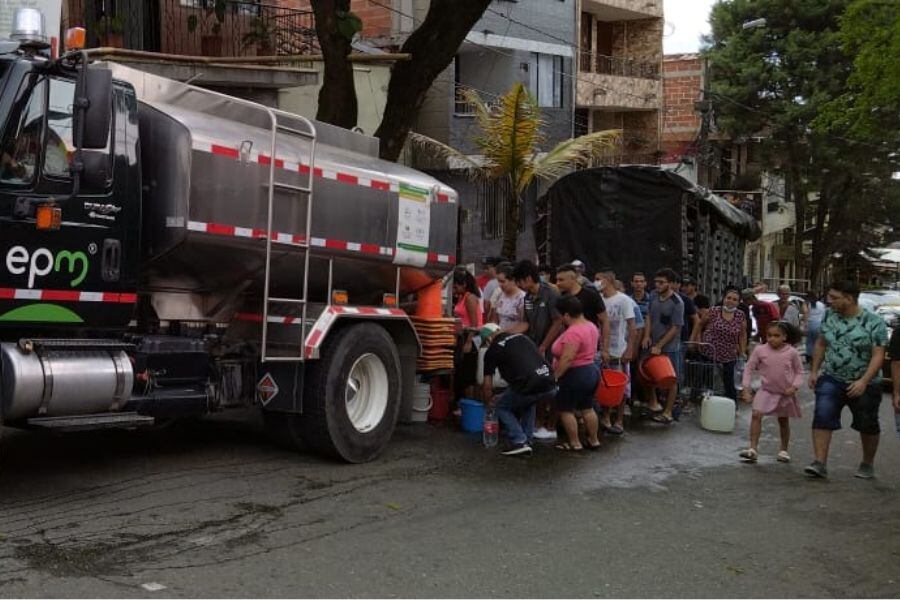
{"left": 0, "top": 74, "right": 78, "bottom": 185}
{"left": 0, "top": 74, "right": 44, "bottom": 185}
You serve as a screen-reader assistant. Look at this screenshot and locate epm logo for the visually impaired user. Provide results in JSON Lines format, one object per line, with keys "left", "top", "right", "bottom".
{"left": 5, "top": 246, "right": 90, "bottom": 288}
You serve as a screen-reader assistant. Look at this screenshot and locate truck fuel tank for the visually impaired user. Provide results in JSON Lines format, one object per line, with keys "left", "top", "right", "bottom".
{"left": 0, "top": 342, "right": 133, "bottom": 421}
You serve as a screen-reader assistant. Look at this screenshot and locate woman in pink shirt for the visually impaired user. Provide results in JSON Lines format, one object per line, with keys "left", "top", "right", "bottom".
{"left": 452, "top": 269, "right": 483, "bottom": 403}
{"left": 740, "top": 321, "right": 804, "bottom": 463}
{"left": 552, "top": 295, "right": 601, "bottom": 451}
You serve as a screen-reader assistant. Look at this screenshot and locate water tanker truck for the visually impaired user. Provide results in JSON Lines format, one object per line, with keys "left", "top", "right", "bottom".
{"left": 0, "top": 9, "right": 458, "bottom": 462}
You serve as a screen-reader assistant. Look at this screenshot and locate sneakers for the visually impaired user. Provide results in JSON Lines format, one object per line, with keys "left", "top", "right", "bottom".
{"left": 854, "top": 463, "right": 875, "bottom": 479}
{"left": 501, "top": 443, "right": 533, "bottom": 457}
{"left": 804, "top": 461, "right": 828, "bottom": 478}
{"left": 533, "top": 427, "right": 557, "bottom": 440}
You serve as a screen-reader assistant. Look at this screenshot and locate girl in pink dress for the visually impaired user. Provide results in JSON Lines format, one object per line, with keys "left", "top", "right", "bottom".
{"left": 739, "top": 321, "right": 804, "bottom": 463}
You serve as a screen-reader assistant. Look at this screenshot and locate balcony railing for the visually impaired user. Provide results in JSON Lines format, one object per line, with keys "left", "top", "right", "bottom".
{"left": 66, "top": 0, "right": 318, "bottom": 58}
{"left": 579, "top": 51, "right": 660, "bottom": 80}
{"left": 454, "top": 84, "right": 502, "bottom": 117}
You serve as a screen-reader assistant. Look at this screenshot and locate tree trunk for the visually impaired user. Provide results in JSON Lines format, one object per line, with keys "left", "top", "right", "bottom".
{"left": 311, "top": 0, "right": 357, "bottom": 129}
{"left": 501, "top": 188, "right": 521, "bottom": 261}
{"left": 375, "top": 0, "right": 493, "bottom": 161}
{"left": 787, "top": 150, "right": 806, "bottom": 283}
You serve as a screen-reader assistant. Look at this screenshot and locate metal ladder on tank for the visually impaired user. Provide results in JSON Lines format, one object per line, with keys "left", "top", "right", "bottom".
{"left": 260, "top": 112, "right": 317, "bottom": 363}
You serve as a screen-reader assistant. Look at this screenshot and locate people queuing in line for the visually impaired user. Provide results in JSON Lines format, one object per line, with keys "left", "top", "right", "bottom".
{"left": 457, "top": 258, "right": 891, "bottom": 479}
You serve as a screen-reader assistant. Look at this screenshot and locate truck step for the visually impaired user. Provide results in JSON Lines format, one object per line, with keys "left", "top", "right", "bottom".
{"left": 27, "top": 412, "right": 155, "bottom": 432}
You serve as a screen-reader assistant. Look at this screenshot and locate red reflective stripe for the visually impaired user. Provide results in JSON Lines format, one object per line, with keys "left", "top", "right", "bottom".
{"left": 206, "top": 222, "right": 235, "bottom": 236}
{"left": 437, "top": 193, "right": 450, "bottom": 203}
{"left": 292, "top": 235, "right": 307, "bottom": 245}
{"left": 211, "top": 144, "right": 239, "bottom": 159}
{"left": 371, "top": 180, "right": 391, "bottom": 191}
{"left": 234, "top": 312, "right": 262, "bottom": 322}
{"left": 299, "top": 164, "right": 311, "bottom": 175}
{"left": 360, "top": 243, "right": 380, "bottom": 254}
{"left": 325, "top": 239, "right": 346, "bottom": 250}
{"left": 336, "top": 172, "right": 358, "bottom": 185}
{"left": 283, "top": 316, "right": 296, "bottom": 324}
{"left": 427, "top": 252, "right": 439, "bottom": 263}
{"left": 253, "top": 228, "right": 268, "bottom": 239}
{"left": 0, "top": 288, "right": 14, "bottom": 299}
{"left": 42, "top": 290, "right": 80, "bottom": 302}
{"left": 448, "top": 255, "right": 457, "bottom": 265}
{"left": 313, "top": 167, "right": 323, "bottom": 178}
{"left": 117, "top": 293, "right": 138, "bottom": 303}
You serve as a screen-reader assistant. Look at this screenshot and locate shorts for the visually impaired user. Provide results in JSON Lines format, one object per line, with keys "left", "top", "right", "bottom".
{"left": 556, "top": 364, "right": 599, "bottom": 412}
{"left": 812, "top": 373, "right": 882, "bottom": 434}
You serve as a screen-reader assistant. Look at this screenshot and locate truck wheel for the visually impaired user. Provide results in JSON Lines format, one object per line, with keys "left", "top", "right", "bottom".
{"left": 301, "top": 322, "right": 401, "bottom": 463}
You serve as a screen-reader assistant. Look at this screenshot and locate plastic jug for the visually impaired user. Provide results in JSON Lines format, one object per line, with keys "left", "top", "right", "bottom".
{"left": 700, "top": 394, "right": 736, "bottom": 433}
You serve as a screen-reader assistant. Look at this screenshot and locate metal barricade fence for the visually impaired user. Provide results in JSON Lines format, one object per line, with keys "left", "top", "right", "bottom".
{"left": 681, "top": 342, "right": 725, "bottom": 402}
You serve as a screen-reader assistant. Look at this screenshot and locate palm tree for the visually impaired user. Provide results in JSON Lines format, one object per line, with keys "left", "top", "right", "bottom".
{"left": 410, "top": 82, "right": 621, "bottom": 259}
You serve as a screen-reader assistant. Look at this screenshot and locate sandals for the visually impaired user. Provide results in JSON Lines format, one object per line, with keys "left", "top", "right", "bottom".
{"left": 739, "top": 448, "right": 758, "bottom": 463}
{"left": 586, "top": 441, "right": 602, "bottom": 451}
{"left": 555, "top": 442, "right": 583, "bottom": 452}
{"left": 777, "top": 450, "right": 791, "bottom": 463}
{"left": 651, "top": 413, "right": 674, "bottom": 424}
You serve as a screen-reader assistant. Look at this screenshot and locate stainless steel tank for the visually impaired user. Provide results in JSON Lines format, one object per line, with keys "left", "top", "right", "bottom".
{"left": 104, "top": 64, "right": 458, "bottom": 322}
{"left": 0, "top": 342, "right": 133, "bottom": 420}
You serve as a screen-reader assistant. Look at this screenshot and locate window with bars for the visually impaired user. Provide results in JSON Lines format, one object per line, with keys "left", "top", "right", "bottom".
{"left": 479, "top": 179, "right": 524, "bottom": 240}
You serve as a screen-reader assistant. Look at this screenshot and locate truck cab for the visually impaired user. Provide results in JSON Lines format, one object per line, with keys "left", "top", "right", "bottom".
{"left": 0, "top": 52, "right": 139, "bottom": 333}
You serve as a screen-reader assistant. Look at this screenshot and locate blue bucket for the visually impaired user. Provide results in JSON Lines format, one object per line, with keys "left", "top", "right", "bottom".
{"left": 459, "top": 398, "right": 484, "bottom": 433}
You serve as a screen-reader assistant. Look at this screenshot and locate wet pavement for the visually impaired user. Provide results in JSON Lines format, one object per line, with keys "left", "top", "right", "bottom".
{"left": 0, "top": 387, "right": 898, "bottom": 598}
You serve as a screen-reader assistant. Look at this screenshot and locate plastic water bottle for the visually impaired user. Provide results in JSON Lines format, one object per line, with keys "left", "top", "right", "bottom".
{"left": 734, "top": 359, "right": 745, "bottom": 392}
{"left": 483, "top": 407, "right": 499, "bottom": 448}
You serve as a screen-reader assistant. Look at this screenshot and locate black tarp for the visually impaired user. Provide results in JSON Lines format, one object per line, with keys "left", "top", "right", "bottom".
{"left": 537, "top": 166, "right": 761, "bottom": 279}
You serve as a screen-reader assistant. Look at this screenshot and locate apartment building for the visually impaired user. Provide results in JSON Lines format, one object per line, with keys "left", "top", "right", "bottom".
{"left": 575, "top": 0, "right": 663, "bottom": 164}
{"left": 62, "top": 0, "right": 318, "bottom": 105}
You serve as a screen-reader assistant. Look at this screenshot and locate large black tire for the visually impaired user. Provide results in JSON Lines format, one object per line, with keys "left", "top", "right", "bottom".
{"left": 299, "top": 323, "right": 401, "bottom": 462}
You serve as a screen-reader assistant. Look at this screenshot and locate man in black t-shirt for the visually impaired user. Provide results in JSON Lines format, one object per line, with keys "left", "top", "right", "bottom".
{"left": 556, "top": 264, "right": 611, "bottom": 363}
{"left": 481, "top": 324, "right": 557, "bottom": 456}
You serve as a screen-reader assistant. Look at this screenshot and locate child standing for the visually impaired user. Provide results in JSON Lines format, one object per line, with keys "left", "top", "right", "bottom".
{"left": 740, "top": 321, "right": 804, "bottom": 463}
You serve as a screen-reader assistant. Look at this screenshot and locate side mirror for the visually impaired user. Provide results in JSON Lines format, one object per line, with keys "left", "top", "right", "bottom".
{"left": 82, "top": 150, "right": 111, "bottom": 189}
{"left": 81, "top": 65, "right": 112, "bottom": 149}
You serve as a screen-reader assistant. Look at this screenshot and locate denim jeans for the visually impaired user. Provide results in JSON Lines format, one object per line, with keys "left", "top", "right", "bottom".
{"left": 813, "top": 373, "right": 882, "bottom": 434}
{"left": 496, "top": 388, "right": 555, "bottom": 445}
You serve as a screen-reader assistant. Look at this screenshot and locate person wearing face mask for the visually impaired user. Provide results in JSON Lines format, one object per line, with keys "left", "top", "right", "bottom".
{"left": 693, "top": 287, "right": 748, "bottom": 401}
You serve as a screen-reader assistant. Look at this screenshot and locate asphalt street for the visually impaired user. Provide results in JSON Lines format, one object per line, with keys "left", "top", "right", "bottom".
{"left": 0, "top": 387, "right": 898, "bottom": 598}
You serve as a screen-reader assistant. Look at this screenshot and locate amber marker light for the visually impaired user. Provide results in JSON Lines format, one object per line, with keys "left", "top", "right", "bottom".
{"left": 35, "top": 204, "right": 62, "bottom": 231}
{"left": 65, "top": 27, "right": 86, "bottom": 51}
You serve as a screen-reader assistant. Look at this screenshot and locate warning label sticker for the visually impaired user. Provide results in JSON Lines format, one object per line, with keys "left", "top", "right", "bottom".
{"left": 257, "top": 372, "right": 279, "bottom": 405}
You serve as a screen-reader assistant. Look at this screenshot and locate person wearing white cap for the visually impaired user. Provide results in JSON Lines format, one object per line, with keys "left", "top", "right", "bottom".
{"left": 571, "top": 259, "right": 592, "bottom": 288}
{"left": 480, "top": 323, "right": 556, "bottom": 456}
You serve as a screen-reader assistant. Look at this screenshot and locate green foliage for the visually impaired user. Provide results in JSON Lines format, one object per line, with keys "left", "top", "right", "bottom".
{"left": 335, "top": 10, "right": 362, "bottom": 41}
{"left": 704, "top": 0, "right": 850, "bottom": 156}
{"left": 816, "top": 0, "right": 900, "bottom": 143}
{"left": 704, "top": 0, "right": 899, "bottom": 282}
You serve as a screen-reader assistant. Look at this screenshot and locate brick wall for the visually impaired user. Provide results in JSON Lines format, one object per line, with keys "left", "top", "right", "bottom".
{"left": 281, "top": 0, "right": 394, "bottom": 39}
{"left": 661, "top": 53, "right": 703, "bottom": 162}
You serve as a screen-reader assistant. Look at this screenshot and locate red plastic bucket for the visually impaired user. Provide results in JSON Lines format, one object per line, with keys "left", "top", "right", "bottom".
{"left": 595, "top": 369, "right": 629, "bottom": 407}
{"left": 639, "top": 355, "right": 677, "bottom": 388}
{"left": 429, "top": 382, "right": 451, "bottom": 422}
